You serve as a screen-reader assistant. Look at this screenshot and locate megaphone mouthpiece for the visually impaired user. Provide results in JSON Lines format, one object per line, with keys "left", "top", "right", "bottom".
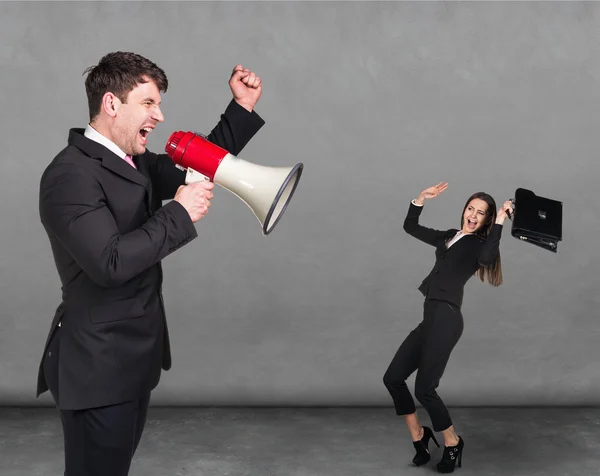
{"left": 166, "top": 131, "right": 228, "bottom": 181}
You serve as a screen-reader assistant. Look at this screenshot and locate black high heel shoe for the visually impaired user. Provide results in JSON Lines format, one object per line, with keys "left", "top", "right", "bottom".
{"left": 436, "top": 436, "right": 464, "bottom": 473}
{"left": 412, "top": 426, "right": 440, "bottom": 466}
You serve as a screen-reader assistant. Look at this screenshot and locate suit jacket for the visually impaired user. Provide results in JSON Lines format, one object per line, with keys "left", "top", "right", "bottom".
{"left": 37, "top": 100, "right": 264, "bottom": 410}
{"left": 403, "top": 202, "right": 502, "bottom": 309}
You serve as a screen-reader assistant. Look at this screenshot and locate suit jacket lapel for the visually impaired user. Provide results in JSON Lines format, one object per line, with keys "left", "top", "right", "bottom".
{"left": 132, "top": 154, "right": 153, "bottom": 212}
{"left": 440, "top": 229, "right": 477, "bottom": 253}
{"left": 440, "top": 229, "right": 458, "bottom": 249}
{"left": 68, "top": 129, "right": 153, "bottom": 210}
{"left": 100, "top": 154, "right": 148, "bottom": 188}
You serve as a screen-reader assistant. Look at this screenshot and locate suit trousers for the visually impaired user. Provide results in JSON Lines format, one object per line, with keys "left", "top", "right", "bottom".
{"left": 43, "top": 327, "right": 151, "bottom": 476}
{"left": 383, "top": 299, "right": 464, "bottom": 432}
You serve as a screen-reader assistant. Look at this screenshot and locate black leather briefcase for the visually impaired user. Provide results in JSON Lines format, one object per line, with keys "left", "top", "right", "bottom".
{"left": 509, "top": 188, "right": 563, "bottom": 253}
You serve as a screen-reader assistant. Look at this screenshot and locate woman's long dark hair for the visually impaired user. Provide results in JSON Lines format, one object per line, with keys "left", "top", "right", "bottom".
{"left": 461, "top": 192, "right": 503, "bottom": 286}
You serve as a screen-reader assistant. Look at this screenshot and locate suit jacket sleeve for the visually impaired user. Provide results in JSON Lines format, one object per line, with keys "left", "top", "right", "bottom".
{"left": 403, "top": 201, "right": 449, "bottom": 247}
{"left": 39, "top": 164, "right": 198, "bottom": 288}
{"left": 151, "top": 99, "right": 266, "bottom": 201}
{"left": 477, "top": 223, "right": 503, "bottom": 266}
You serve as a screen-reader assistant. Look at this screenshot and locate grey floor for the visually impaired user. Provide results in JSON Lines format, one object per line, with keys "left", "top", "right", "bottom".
{"left": 1, "top": 407, "right": 598, "bottom": 476}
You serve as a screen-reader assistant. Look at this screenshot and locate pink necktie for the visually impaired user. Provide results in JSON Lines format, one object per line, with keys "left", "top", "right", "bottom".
{"left": 124, "top": 155, "right": 137, "bottom": 169}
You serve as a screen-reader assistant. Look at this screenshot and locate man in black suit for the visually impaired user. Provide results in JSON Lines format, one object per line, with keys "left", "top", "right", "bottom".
{"left": 37, "top": 51, "right": 265, "bottom": 475}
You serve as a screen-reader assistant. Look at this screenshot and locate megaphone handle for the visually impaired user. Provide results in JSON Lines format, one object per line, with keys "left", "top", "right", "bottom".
{"left": 176, "top": 164, "right": 211, "bottom": 184}
{"left": 186, "top": 168, "right": 210, "bottom": 184}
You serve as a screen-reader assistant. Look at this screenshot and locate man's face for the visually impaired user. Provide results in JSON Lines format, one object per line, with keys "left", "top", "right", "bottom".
{"left": 112, "top": 78, "right": 164, "bottom": 156}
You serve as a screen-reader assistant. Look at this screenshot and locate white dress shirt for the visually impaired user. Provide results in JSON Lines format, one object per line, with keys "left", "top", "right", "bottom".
{"left": 84, "top": 124, "right": 128, "bottom": 160}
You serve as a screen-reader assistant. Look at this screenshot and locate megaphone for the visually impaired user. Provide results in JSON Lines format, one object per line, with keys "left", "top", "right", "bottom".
{"left": 165, "top": 131, "right": 303, "bottom": 235}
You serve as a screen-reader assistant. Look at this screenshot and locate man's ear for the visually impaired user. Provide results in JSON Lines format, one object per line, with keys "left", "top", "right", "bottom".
{"left": 101, "top": 92, "right": 120, "bottom": 118}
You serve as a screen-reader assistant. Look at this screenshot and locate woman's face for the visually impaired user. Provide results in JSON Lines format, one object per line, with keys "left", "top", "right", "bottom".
{"left": 461, "top": 198, "right": 489, "bottom": 233}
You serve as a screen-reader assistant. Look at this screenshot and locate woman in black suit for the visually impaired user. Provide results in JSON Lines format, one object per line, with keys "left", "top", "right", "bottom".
{"left": 383, "top": 182, "right": 513, "bottom": 473}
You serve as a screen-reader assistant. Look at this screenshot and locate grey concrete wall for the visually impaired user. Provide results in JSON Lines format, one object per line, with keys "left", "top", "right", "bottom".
{"left": 1, "top": 1, "right": 598, "bottom": 406}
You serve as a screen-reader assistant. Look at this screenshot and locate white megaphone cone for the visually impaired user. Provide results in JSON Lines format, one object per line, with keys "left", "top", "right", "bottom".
{"left": 165, "top": 131, "right": 303, "bottom": 235}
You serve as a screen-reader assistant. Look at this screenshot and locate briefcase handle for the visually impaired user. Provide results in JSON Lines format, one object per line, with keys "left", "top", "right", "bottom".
{"left": 506, "top": 198, "right": 515, "bottom": 220}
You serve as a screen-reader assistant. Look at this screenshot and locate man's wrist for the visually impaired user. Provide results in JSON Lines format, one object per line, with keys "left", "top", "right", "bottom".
{"left": 233, "top": 98, "right": 253, "bottom": 112}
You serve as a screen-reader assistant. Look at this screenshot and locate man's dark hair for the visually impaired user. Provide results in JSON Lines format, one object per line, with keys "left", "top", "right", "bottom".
{"left": 83, "top": 51, "right": 168, "bottom": 121}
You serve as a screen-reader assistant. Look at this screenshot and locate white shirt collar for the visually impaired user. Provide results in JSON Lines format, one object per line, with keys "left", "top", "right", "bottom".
{"left": 446, "top": 230, "right": 474, "bottom": 249}
{"left": 84, "top": 124, "right": 128, "bottom": 160}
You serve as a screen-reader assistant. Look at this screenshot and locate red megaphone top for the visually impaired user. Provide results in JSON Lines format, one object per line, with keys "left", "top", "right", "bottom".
{"left": 165, "top": 131, "right": 228, "bottom": 181}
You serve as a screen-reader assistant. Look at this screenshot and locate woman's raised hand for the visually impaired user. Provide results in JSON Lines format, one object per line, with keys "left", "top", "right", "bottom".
{"left": 415, "top": 182, "right": 449, "bottom": 204}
